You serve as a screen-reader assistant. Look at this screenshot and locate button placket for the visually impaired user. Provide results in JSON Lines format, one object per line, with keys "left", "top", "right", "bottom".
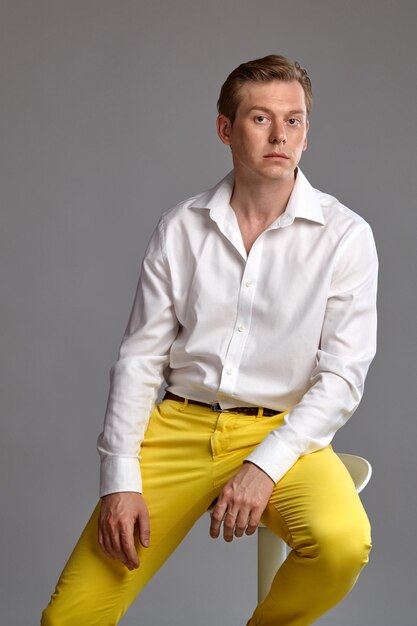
{"left": 218, "top": 238, "right": 264, "bottom": 403}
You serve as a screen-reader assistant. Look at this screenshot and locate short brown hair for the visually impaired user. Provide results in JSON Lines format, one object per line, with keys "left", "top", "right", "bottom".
{"left": 217, "top": 54, "right": 313, "bottom": 123}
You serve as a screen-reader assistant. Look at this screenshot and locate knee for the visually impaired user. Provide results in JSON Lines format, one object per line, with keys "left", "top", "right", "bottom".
{"left": 327, "top": 524, "right": 372, "bottom": 574}
{"left": 301, "top": 518, "right": 372, "bottom": 577}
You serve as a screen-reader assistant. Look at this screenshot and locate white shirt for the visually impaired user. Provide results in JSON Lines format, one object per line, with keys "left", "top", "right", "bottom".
{"left": 97, "top": 168, "right": 378, "bottom": 497}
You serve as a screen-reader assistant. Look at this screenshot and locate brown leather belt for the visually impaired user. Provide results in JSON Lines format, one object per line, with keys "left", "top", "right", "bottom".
{"left": 163, "top": 391, "right": 283, "bottom": 416}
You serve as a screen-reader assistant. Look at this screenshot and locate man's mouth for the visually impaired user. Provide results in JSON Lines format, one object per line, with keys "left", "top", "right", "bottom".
{"left": 263, "top": 152, "right": 289, "bottom": 159}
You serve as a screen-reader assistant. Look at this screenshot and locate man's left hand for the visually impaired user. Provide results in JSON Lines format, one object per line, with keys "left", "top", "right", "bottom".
{"left": 210, "top": 461, "right": 275, "bottom": 541}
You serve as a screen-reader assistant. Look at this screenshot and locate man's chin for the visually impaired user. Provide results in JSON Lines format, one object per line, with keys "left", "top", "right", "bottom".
{"left": 259, "top": 165, "right": 296, "bottom": 182}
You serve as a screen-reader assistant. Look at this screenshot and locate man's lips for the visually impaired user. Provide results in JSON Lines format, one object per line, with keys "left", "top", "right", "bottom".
{"left": 263, "top": 152, "right": 289, "bottom": 159}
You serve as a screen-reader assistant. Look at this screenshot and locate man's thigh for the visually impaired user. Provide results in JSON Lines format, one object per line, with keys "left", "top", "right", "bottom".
{"left": 41, "top": 401, "right": 220, "bottom": 626}
{"left": 260, "top": 445, "right": 372, "bottom": 553}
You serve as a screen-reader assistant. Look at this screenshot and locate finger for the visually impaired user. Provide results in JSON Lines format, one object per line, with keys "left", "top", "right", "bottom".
{"left": 245, "top": 510, "right": 261, "bottom": 536}
{"left": 100, "top": 519, "right": 129, "bottom": 566}
{"left": 98, "top": 527, "right": 113, "bottom": 560}
{"left": 119, "top": 521, "right": 139, "bottom": 569}
{"left": 234, "top": 506, "right": 251, "bottom": 538}
{"left": 210, "top": 502, "right": 227, "bottom": 538}
{"left": 109, "top": 526, "right": 124, "bottom": 557}
{"left": 137, "top": 509, "right": 151, "bottom": 548}
{"left": 223, "top": 509, "right": 238, "bottom": 542}
{"left": 101, "top": 524, "right": 117, "bottom": 560}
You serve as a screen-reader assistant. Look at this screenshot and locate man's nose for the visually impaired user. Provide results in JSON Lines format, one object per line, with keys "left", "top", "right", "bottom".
{"left": 269, "top": 122, "right": 286, "bottom": 143}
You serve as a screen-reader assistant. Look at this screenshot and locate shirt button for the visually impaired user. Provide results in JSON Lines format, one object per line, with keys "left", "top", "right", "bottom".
{"left": 237, "top": 325, "right": 245, "bottom": 332}
{"left": 244, "top": 280, "right": 252, "bottom": 288}
{"left": 227, "top": 368, "right": 233, "bottom": 375}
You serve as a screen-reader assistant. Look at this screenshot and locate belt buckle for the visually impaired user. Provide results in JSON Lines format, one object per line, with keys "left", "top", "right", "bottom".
{"left": 211, "top": 402, "right": 237, "bottom": 413}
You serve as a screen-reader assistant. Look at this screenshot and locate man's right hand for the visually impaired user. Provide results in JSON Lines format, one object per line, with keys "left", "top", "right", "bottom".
{"left": 98, "top": 491, "right": 150, "bottom": 570}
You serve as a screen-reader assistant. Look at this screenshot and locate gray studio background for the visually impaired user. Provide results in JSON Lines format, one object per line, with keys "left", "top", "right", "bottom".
{"left": 1, "top": 1, "right": 416, "bottom": 625}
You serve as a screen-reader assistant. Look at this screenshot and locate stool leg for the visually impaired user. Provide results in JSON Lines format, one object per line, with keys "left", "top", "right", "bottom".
{"left": 257, "top": 527, "right": 288, "bottom": 603}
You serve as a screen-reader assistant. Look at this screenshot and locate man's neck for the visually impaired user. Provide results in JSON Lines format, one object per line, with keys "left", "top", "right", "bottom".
{"left": 230, "top": 170, "right": 297, "bottom": 227}
{"left": 228, "top": 169, "right": 298, "bottom": 256}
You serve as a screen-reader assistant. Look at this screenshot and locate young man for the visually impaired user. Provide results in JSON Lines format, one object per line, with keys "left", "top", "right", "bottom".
{"left": 41, "top": 55, "right": 378, "bottom": 626}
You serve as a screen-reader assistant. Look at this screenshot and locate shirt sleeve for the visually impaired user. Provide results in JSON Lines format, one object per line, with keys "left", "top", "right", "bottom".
{"left": 244, "top": 222, "right": 379, "bottom": 483}
{"left": 96, "top": 218, "right": 179, "bottom": 497}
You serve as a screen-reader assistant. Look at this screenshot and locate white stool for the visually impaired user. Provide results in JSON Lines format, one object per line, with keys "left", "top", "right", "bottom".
{"left": 257, "top": 453, "right": 372, "bottom": 602}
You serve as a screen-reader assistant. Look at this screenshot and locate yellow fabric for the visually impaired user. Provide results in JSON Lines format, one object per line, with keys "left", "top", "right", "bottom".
{"left": 41, "top": 399, "right": 372, "bottom": 626}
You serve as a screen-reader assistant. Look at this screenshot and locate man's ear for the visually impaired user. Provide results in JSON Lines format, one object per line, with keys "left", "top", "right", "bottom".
{"left": 216, "top": 114, "right": 232, "bottom": 146}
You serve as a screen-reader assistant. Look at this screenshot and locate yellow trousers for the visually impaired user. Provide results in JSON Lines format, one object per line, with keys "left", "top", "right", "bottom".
{"left": 41, "top": 399, "right": 372, "bottom": 625}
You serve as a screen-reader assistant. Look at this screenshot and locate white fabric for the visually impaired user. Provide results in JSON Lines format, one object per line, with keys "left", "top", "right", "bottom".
{"left": 97, "top": 168, "right": 378, "bottom": 497}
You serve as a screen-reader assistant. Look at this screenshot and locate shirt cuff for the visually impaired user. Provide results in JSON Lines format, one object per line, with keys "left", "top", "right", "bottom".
{"left": 244, "top": 432, "right": 300, "bottom": 484}
{"left": 99, "top": 456, "right": 142, "bottom": 497}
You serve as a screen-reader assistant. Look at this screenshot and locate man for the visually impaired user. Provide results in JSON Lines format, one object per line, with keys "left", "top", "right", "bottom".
{"left": 41, "top": 55, "right": 378, "bottom": 626}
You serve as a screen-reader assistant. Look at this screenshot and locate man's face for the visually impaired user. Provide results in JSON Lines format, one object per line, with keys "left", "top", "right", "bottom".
{"left": 217, "top": 80, "right": 309, "bottom": 184}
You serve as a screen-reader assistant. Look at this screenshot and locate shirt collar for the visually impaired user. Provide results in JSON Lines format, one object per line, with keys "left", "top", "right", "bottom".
{"left": 285, "top": 168, "right": 326, "bottom": 225}
{"left": 190, "top": 167, "right": 326, "bottom": 226}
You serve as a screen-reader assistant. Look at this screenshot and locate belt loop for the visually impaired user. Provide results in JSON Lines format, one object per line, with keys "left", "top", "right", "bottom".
{"left": 183, "top": 398, "right": 189, "bottom": 408}
{"left": 257, "top": 407, "right": 264, "bottom": 417}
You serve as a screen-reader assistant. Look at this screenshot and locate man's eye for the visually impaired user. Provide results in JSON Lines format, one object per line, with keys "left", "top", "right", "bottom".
{"left": 288, "top": 118, "right": 300, "bottom": 126}
{"left": 255, "top": 115, "right": 268, "bottom": 123}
